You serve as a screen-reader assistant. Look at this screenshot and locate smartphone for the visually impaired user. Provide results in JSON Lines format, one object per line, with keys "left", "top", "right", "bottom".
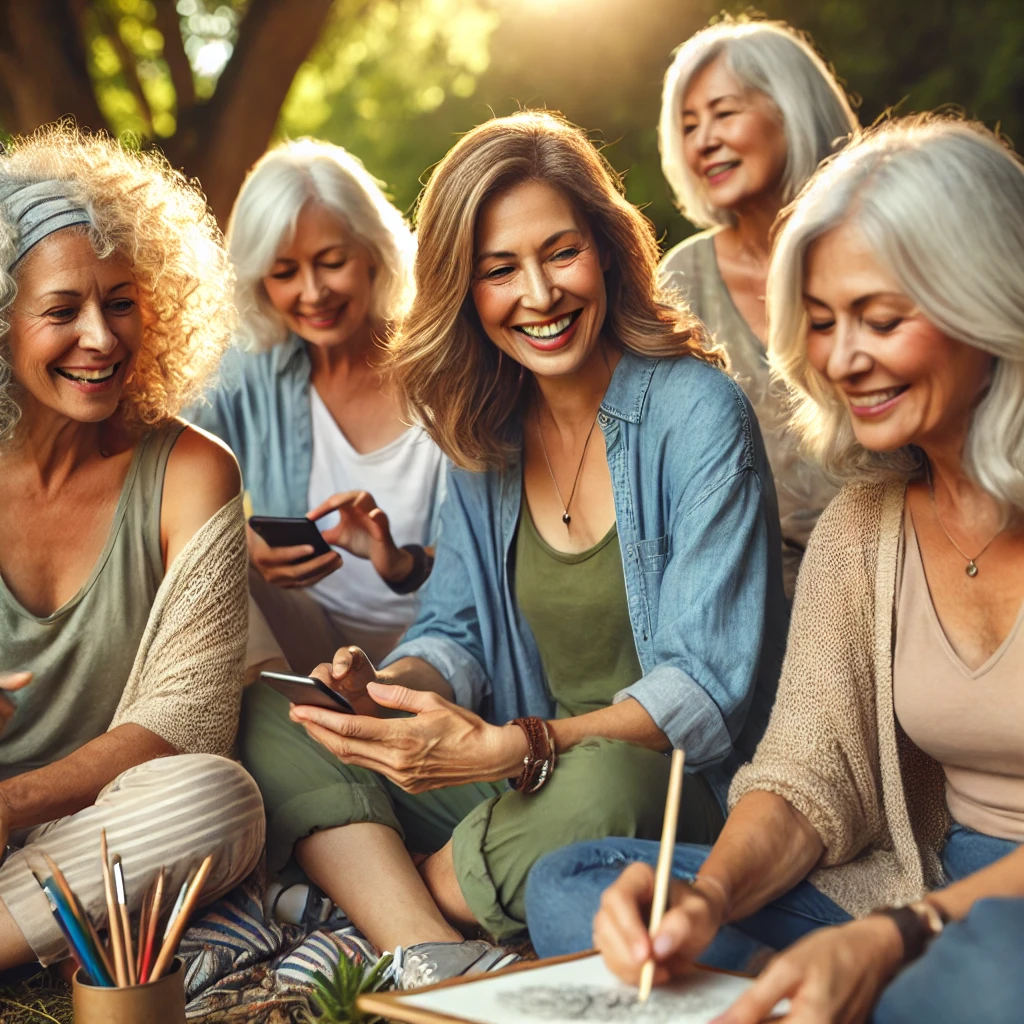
{"left": 248, "top": 515, "right": 332, "bottom": 557}
{"left": 260, "top": 671, "right": 356, "bottom": 713}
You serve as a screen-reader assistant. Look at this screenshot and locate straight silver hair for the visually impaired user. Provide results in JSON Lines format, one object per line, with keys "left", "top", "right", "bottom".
{"left": 768, "top": 115, "right": 1024, "bottom": 512}
{"left": 659, "top": 18, "right": 858, "bottom": 229}
{"left": 228, "top": 138, "right": 415, "bottom": 351}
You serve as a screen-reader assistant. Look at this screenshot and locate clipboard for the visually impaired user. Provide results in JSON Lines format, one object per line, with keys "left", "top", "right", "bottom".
{"left": 357, "top": 949, "right": 784, "bottom": 1024}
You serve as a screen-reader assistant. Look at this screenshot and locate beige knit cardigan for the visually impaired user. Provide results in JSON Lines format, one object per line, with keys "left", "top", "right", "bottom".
{"left": 108, "top": 493, "right": 249, "bottom": 758}
{"left": 729, "top": 478, "right": 949, "bottom": 917}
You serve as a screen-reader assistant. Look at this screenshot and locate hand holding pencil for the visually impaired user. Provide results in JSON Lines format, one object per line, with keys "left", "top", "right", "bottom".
{"left": 592, "top": 748, "right": 733, "bottom": 993}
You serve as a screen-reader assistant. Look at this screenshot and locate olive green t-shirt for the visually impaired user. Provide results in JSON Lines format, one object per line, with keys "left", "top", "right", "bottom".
{"left": 514, "top": 500, "right": 643, "bottom": 718}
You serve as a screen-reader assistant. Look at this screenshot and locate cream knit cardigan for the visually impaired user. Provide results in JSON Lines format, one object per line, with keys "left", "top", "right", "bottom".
{"left": 108, "top": 493, "right": 248, "bottom": 758}
{"left": 729, "top": 478, "right": 949, "bottom": 917}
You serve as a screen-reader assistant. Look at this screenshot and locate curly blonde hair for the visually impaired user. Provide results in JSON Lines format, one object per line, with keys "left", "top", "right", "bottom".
{"left": 0, "top": 122, "right": 236, "bottom": 443}
{"left": 390, "top": 111, "right": 721, "bottom": 472}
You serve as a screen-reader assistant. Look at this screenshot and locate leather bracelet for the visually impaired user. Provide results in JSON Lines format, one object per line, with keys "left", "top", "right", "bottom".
{"left": 382, "top": 544, "right": 434, "bottom": 595}
{"left": 508, "top": 717, "right": 556, "bottom": 794}
{"left": 871, "top": 901, "right": 948, "bottom": 965}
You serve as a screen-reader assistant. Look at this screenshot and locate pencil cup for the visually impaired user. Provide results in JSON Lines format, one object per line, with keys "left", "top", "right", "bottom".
{"left": 73, "top": 956, "right": 186, "bottom": 1024}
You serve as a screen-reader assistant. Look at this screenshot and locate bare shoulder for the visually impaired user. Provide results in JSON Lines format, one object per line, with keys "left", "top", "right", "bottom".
{"left": 161, "top": 422, "right": 242, "bottom": 566}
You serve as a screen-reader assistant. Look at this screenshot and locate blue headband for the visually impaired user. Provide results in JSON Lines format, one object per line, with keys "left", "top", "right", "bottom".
{"left": 0, "top": 178, "right": 92, "bottom": 270}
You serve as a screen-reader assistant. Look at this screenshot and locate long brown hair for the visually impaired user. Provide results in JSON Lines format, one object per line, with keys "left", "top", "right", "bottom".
{"left": 389, "top": 111, "right": 722, "bottom": 471}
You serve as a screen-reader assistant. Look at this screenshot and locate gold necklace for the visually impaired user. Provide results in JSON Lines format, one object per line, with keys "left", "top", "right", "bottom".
{"left": 926, "top": 466, "right": 1004, "bottom": 578}
{"left": 536, "top": 408, "right": 598, "bottom": 527}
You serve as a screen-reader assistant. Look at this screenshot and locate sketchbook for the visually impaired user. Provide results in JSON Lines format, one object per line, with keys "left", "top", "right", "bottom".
{"left": 358, "top": 951, "right": 789, "bottom": 1024}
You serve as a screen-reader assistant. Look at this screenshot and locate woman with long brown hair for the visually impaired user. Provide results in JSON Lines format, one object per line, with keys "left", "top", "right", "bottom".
{"left": 249, "top": 110, "right": 787, "bottom": 986}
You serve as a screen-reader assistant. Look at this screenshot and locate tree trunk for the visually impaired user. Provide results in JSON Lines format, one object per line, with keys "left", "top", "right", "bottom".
{"left": 0, "top": 0, "right": 107, "bottom": 135}
{"left": 165, "top": 0, "right": 335, "bottom": 222}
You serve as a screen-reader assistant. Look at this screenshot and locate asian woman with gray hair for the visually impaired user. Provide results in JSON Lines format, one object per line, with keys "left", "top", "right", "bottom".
{"left": 527, "top": 115, "right": 1024, "bottom": 1024}
{"left": 659, "top": 16, "right": 859, "bottom": 594}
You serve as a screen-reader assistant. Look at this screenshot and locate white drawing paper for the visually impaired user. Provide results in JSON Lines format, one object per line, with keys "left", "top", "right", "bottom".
{"left": 397, "top": 953, "right": 789, "bottom": 1023}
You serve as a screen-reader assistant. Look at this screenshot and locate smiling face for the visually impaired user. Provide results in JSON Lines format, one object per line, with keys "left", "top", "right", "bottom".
{"left": 262, "top": 200, "right": 376, "bottom": 350}
{"left": 6, "top": 229, "right": 142, "bottom": 426}
{"left": 804, "top": 220, "right": 994, "bottom": 455}
{"left": 681, "top": 55, "right": 788, "bottom": 214}
{"left": 471, "top": 179, "right": 609, "bottom": 381}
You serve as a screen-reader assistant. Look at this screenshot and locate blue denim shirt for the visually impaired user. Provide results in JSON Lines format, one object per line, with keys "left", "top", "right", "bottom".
{"left": 185, "top": 335, "right": 446, "bottom": 535}
{"left": 381, "top": 351, "right": 788, "bottom": 808}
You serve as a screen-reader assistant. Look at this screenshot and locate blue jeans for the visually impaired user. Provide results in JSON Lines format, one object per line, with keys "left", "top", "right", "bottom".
{"left": 526, "top": 825, "right": 1019, "bottom": 971}
{"left": 525, "top": 838, "right": 851, "bottom": 968}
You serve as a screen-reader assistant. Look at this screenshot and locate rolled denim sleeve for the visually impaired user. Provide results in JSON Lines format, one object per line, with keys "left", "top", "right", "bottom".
{"left": 380, "top": 472, "right": 492, "bottom": 712}
{"left": 615, "top": 464, "right": 773, "bottom": 770}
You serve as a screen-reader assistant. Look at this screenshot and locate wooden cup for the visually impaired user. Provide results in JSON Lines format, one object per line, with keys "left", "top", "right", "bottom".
{"left": 72, "top": 956, "right": 186, "bottom": 1024}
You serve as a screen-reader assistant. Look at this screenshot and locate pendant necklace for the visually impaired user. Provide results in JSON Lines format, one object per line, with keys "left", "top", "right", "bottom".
{"left": 926, "top": 465, "right": 1004, "bottom": 578}
{"left": 536, "top": 407, "right": 599, "bottom": 527}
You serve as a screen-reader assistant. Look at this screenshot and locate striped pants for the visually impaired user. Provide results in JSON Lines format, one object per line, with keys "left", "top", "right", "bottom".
{"left": 0, "top": 754, "right": 265, "bottom": 964}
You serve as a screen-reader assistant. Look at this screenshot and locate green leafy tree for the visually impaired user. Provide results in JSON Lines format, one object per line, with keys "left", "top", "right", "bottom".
{"left": 0, "top": 0, "right": 497, "bottom": 222}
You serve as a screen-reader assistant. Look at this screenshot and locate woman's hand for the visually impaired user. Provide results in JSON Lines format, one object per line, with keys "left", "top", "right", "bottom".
{"left": 0, "top": 671, "right": 31, "bottom": 735}
{"left": 246, "top": 523, "right": 342, "bottom": 588}
{"left": 594, "top": 861, "right": 729, "bottom": 986}
{"left": 288, "top": 682, "right": 528, "bottom": 793}
{"left": 309, "top": 647, "right": 381, "bottom": 717}
{"left": 712, "top": 916, "right": 904, "bottom": 1024}
{"left": 307, "top": 491, "right": 416, "bottom": 585}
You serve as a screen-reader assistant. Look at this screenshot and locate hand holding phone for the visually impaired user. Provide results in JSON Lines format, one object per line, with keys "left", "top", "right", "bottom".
{"left": 260, "top": 671, "right": 356, "bottom": 713}
{"left": 246, "top": 517, "right": 342, "bottom": 589}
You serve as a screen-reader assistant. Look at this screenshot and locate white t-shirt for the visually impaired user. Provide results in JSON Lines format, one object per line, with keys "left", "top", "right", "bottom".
{"left": 307, "top": 386, "right": 445, "bottom": 638}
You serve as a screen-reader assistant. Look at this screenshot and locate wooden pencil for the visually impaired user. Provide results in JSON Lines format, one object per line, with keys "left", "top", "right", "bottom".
{"left": 40, "top": 852, "right": 115, "bottom": 984}
{"left": 149, "top": 854, "right": 213, "bottom": 981}
{"left": 100, "top": 830, "right": 129, "bottom": 987}
{"left": 139, "top": 866, "right": 165, "bottom": 984}
{"left": 638, "top": 747, "right": 685, "bottom": 1003}
{"left": 112, "top": 855, "right": 137, "bottom": 986}
{"left": 135, "top": 881, "right": 152, "bottom": 980}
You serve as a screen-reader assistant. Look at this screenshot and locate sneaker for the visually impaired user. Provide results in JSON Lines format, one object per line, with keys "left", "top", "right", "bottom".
{"left": 265, "top": 881, "right": 349, "bottom": 931}
{"left": 391, "top": 939, "right": 520, "bottom": 989}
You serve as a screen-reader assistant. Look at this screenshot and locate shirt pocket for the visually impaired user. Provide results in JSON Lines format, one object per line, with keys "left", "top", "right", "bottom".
{"left": 635, "top": 534, "right": 669, "bottom": 636}
{"left": 636, "top": 534, "right": 669, "bottom": 574}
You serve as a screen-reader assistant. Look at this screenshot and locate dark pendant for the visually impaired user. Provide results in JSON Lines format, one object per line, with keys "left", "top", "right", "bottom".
{"left": 966, "top": 561, "right": 979, "bottom": 578}
{"left": 562, "top": 512, "right": 571, "bottom": 526}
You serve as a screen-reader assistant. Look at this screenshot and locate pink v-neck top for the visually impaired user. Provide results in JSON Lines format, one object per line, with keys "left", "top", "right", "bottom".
{"left": 894, "top": 510, "right": 1024, "bottom": 841}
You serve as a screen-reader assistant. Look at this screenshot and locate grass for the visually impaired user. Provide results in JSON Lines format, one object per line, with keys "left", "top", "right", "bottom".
{"left": 0, "top": 970, "right": 73, "bottom": 1024}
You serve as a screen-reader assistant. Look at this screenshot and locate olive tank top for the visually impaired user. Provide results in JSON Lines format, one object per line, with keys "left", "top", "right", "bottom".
{"left": 514, "top": 499, "right": 642, "bottom": 718}
{"left": 0, "top": 423, "right": 185, "bottom": 779}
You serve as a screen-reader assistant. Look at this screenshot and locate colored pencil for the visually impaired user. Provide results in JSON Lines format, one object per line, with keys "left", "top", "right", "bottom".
{"left": 41, "top": 877, "right": 112, "bottom": 986}
{"left": 149, "top": 854, "right": 213, "bottom": 981}
{"left": 40, "top": 852, "right": 115, "bottom": 984}
{"left": 139, "top": 866, "right": 165, "bottom": 984}
{"left": 638, "top": 747, "right": 685, "bottom": 1002}
{"left": 100, "top": 830, "right": 128, "bottom": 987}
{"left": 112, "top": 855, "right": 137, "bottom": 985}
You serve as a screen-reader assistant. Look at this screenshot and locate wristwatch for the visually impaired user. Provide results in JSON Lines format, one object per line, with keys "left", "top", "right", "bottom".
{"left": 871, "top": 900, "right": 948, "bottom": 965}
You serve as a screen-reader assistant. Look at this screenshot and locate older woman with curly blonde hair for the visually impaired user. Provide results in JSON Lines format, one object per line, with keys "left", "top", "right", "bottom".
{"left": 0, "top": 125, "right": 263, "bottom": 975}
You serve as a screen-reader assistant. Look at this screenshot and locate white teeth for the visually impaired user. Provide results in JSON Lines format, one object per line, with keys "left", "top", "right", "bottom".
{"left": 57, "top": 365, "right": 118, "bottom": 383}
{"left": 850, "top": 387, "right": 904, "bottom": 408}
{"left": 706, "top": 161, "right": 739, "bottom": 177}
{"left": 519, "top": 314, "right": 574, "bottom": 339}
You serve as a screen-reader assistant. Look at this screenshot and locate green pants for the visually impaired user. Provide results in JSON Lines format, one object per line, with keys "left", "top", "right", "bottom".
{"left": 239, "top": 683, "right": 723, "bottom": 941}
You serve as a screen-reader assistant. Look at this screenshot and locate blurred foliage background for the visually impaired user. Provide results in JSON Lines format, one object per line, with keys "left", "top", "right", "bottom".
{"left": 1, "top": 0, "right": 1021, "bottom": 242}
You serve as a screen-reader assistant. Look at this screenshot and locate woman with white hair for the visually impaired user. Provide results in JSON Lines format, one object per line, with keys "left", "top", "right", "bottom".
{"left": 526, "top": 115, "right": 1024, "bottom": 1024}
{"left": 190, "top": 139, "right": 445, "bottom": 675}
{"left": 659, "top": 16, "right": 859, "bottom": 594}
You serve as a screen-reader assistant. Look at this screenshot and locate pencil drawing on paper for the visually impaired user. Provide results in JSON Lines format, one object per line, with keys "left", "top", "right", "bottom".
{"left": 498, "top": 983, "right": 718, "bottom": 1022}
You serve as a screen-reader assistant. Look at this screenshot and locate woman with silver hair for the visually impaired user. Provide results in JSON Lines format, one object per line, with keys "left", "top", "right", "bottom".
{"left": 527, "top": 115, "right": 1024, "bottom": 1024}
{"left": 188, "top": 139, "right": 446, "bottom": 931}
{"left": 0, "top": 125, "right": 263, "bottom": 974}
{"left": 190, "top": 140, "right": 445, "bottom": 674}
{"left": 659, "top": 16, "right": 859, "bottom": 594}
